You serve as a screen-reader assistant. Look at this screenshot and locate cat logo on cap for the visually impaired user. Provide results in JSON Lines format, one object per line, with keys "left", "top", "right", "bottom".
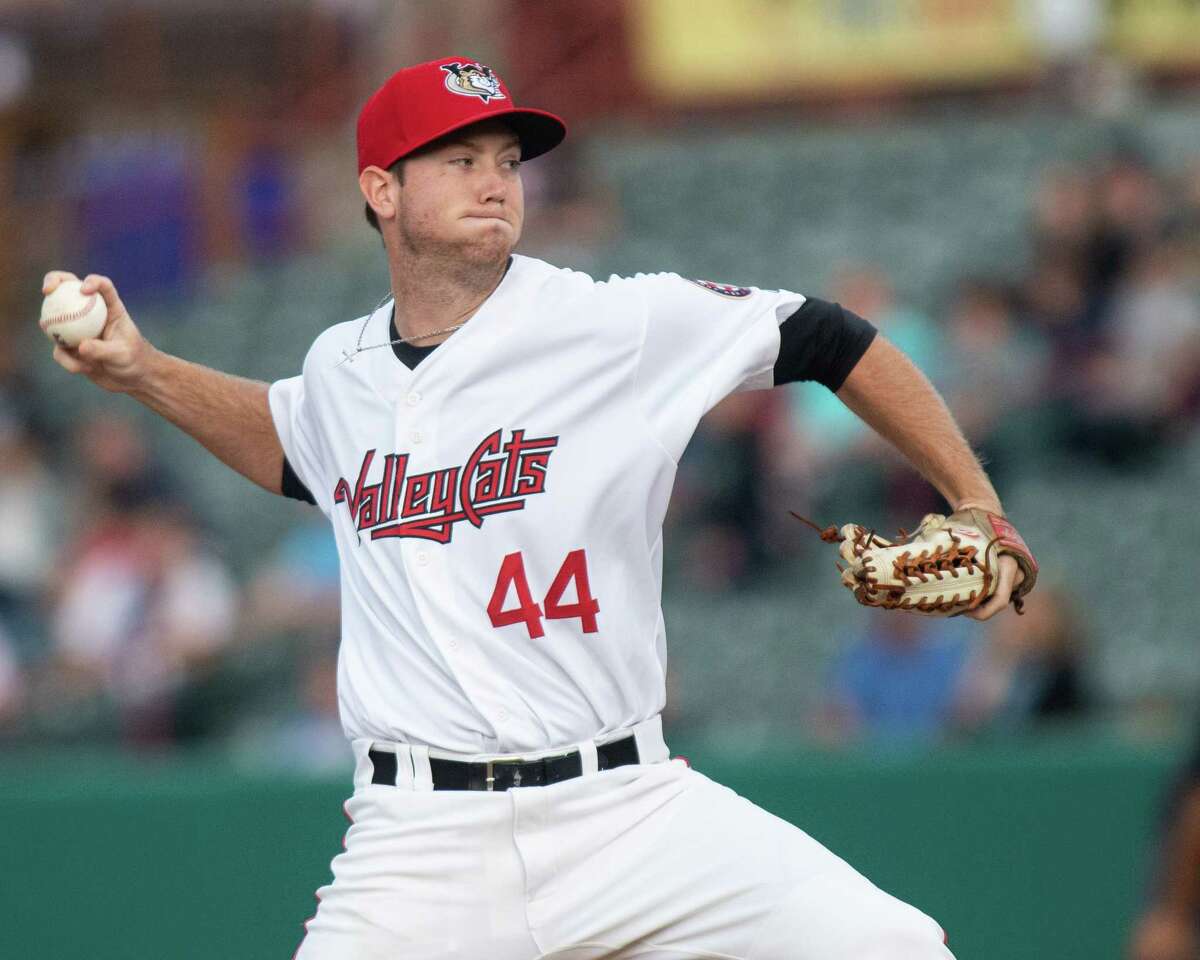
{"left": 440, "top": 62, "right": 507, "bottom": 104}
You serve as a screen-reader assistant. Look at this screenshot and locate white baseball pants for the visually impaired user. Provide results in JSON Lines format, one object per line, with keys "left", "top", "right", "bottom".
{"left": 294, "top": 721, "right": 955, "bottom": 960}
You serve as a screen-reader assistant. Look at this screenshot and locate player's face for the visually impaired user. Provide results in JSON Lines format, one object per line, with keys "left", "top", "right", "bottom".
{"left": 394, "top": 120, "right": 524, "bottom": 266}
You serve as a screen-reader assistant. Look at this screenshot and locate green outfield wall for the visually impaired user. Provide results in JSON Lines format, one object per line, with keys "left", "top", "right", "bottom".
{"left": 0, "top": 736, "right": 1183, "bottom": 960}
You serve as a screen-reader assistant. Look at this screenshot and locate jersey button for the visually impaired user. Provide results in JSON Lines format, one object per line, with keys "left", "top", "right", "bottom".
{"left": 410, "top": 429, "right": 424, "bottom": 445}
{"left": 405, "top": 391, "right": 421, "bottom": 407}
{"left": 416, "top": 551, "right": 430, "bottom": 566}
{"left": 497, "top": 708, "right": 509, "bottom": 722}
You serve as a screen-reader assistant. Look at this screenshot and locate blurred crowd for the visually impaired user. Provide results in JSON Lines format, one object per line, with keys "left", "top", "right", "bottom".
{"left": 0, "top": 403, "right": 344, "bottom": 766}
{"left": 666, "top": 145, "right": 1200, "bottom": 748}
{"left": 2, "top": 145, "right": 1197, "bottom": 761}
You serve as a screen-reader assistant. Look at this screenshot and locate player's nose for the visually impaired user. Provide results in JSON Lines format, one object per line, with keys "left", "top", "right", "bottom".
{"left": 476, "top": 163, "right": 509, "bottom": 204}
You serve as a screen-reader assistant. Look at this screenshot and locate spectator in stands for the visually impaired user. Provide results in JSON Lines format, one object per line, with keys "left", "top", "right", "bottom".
{"left": 0, "top": 403, "right": 60, "bottom": 660}
{"left": 1053, "top": 151, "right": 1166, "bottom": 334}
{"left": 1068, "top": 230, "right": 1200, "bottom": 467}
{"left": 816, "top": 612, "right": 973, "bottom": 749}
{"left": 1031, "top": 166, "right": 1095, "bottom": 267}
{"left": 1025, "top": 167, "right": 1105, "bottom": 449}
{"left": 231, "top": 642, "right": 349, "bottom": 775}
{"left": 1026, "top": 154, "right": 1200, "bottom": 466}
{"left": 1026, "top": 156, "right": 1170, "bottom": 341}
{"left": 668, "top": 389, "right": 781, "bottom": 591}
{"left": 939, "top": 278, "right": 1050, "bottom": 487}
{"left": 952, "top": 583, "right": 1091, "bottom": 735}
{"left": 46, "top": 493, "right": 237, "bottom": 746}
{"left": 70, "top": 412, "right": 174, "bottom": 522}
{"left": 242, "top": 513, "right": 340, "bottom": 640}
{"left": 0, "top": 347, "right": 46, "bottom": 437}
{"left": 1023, "top": 248, "right": 1091, "bottom": 376}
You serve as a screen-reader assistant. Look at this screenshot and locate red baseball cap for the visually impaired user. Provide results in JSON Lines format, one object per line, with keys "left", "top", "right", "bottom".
{"left": 356, "top": 56, "right": 567, "bottom": 174}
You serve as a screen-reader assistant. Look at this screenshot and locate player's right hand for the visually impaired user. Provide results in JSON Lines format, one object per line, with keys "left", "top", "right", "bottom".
{"left": 43, "top": 271, "right": 156, "bottom": 395}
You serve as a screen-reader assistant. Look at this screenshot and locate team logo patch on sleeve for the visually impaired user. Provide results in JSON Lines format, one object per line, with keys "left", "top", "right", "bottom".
{"left": 687, "top": 278, "right": 753, "bottom": 298}
{"left": 440, "top": 62, "right": 507, "bottom": 104}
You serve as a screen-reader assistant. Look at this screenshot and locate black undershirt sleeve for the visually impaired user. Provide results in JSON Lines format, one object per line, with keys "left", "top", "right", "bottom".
{"left": 772, "top": 297, "right": 878, "bottom": 390}
{"left": 281, "top": 456, "right": 316, "bottom": 505}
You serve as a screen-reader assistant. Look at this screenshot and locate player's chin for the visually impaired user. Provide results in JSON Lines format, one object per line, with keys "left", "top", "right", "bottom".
{"left": 457, "top": 228, "right": 519, "bottom": 264}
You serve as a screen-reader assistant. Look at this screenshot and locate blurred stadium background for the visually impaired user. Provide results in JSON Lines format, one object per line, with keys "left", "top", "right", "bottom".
{"left": 2, "top": 1, "right": 1200, "bottom": 957}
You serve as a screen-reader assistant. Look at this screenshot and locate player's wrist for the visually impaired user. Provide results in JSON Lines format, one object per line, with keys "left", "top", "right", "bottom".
{"left": 952, "top": 497, "right": 1003, "bottom": 516}
{"left": 127, "top": 343, "right": 173, "bottom": 399}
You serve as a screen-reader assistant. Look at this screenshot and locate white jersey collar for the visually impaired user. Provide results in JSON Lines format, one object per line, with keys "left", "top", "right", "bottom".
{"left": 367, "top": 254, "right": 532, "bottom": 403}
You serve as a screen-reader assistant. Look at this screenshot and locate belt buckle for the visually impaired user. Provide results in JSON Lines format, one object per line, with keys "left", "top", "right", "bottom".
{"left": 483, "top": 752, "right": 525, "bottom": 792}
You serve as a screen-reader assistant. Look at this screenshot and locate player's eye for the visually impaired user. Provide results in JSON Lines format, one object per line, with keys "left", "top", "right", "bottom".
{"left": 502, "top": 159, "right": 522, "bottom": 172}
{"left": 450, "top": 157, "right": 473, "bottom": 167}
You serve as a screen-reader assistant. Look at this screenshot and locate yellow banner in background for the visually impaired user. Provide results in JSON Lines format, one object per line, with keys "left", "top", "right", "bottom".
{"left": 1112, "top": 0, "right": 1200, "bottom": 68}
{"left": 630, "top": 0, "right": 1039, "bottom": 99}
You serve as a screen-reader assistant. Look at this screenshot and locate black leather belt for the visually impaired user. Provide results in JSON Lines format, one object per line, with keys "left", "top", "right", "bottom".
{"left": 369, "top": 734, "right": 640, "bottom": 791}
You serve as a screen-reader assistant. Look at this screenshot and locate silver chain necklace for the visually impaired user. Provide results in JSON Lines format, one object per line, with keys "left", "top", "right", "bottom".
{"left": 338, "top": 291, "right": 466, "bottom": 366}
{"left": 339, "top": 258, "right": 512, "bottom": 366}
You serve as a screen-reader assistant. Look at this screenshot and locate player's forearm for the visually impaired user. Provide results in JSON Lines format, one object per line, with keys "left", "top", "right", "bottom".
{"left": 130, "top": 348, "right": 284, "bottom": 494}
{"left": 836, "top": 335, "right": 1002, "bottom": 513}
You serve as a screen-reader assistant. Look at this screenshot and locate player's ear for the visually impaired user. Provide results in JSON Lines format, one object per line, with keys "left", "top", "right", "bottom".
{"left": 359, "top": 165, "right": 398, "bottom": 225}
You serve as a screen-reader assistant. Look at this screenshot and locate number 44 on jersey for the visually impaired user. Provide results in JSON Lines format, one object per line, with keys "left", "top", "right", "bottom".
{"left": 487, "top": 549, "right": 600, "bottom": 639}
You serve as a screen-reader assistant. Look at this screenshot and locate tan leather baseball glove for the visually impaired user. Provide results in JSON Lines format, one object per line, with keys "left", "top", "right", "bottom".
{"left": 793, "top": 507, "right": 1038, "bottom": 616}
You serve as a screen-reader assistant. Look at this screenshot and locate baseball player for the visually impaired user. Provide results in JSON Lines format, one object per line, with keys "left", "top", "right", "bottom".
{"left": 46, "top": 56, "right": 1028, "bottom": 959}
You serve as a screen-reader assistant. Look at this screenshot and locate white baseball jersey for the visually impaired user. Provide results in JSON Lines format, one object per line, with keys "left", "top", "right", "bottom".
{"left": 269, "top": 254, "right": 806, "bottom": 755}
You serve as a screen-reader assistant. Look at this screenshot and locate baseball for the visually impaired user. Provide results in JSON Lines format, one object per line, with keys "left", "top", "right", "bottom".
{"left": 40, "top": 279, "right": 108, "bottom": 347}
